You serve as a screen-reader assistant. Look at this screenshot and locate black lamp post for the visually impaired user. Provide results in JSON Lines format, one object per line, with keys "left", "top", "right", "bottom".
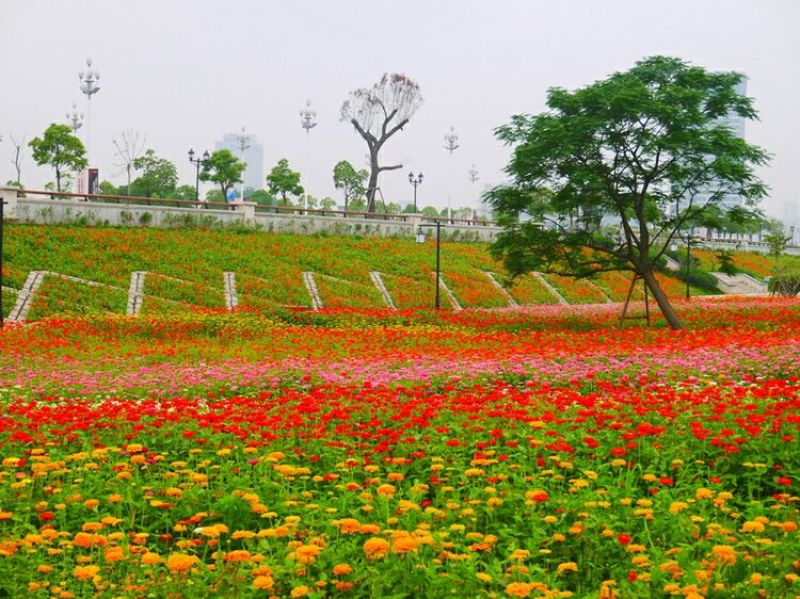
{"left": 408, "top": 172, "right": 423, "bottom": 212}
{"left": 417, "top": 221, "right": 442, "bottom": 309}
{"left": 685, "top": 227, "right": 693, "bottom": 299}
{"left": 188, "top": 148, "right": 210, "bottom": 202}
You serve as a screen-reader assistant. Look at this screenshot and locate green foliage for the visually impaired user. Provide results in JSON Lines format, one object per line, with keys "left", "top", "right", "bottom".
{"left": 174, "top": 184, "right": 198, "bottom": 201}
{"left": 199, "top": 149, "right": 246, "bottom": 199}
{"left": 266, "top": 159, "right": 303, "bottom": 206}
{"left": 332, "top": 160, "right": 368, "bottom": 210}
{"left": 716, "top": 250, "right": 738, "bottom": 275}
{"left": 768, "top": 270, "right": 800, "bottom": 296}
{"left": 28, "top": 124, "right": 87, "bottom": 192}
{"left": 250, "top": 189, "right": 274, "bottom": 206}
{"left": 420, "top": 206, "right": 440, "bottom": 217}
{"left": 489, "top": 55, "right": 769, "bottom": 329}
{"left": 131, "top": 149, "right": 178, "bottom": 198}
{"left": 764, "top": 219, "right": 790, "bottom": 262}
{"left": 98, "top": 181, "right": 117, "bottom": 195}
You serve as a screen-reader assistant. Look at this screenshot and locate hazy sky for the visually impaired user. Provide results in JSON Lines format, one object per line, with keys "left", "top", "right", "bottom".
{"left": 3, "top": 0, "right": 799, "bottom": 221}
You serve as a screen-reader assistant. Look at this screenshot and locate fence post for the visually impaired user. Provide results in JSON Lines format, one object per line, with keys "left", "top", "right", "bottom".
{"left": 0, "top": 187, "right": 18, "bottom": 220}
{"left": 233, "top": 201, "right": 256, "bottom": 226}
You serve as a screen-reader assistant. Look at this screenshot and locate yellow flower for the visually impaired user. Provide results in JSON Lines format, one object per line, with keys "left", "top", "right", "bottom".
{"left": 376, "top": 484, "right": 396, "bottom": 497}
{"left": 505, "top": 582, "right": 537, "bottom": 597}
{"left": 363, "top": 537, "right": 390, "bottom": 560}
{"left": 557, "top": 561, "right": 578, "bottom": 575}
{"left": 669, "top": 502, "right": 688, "bottom": 515}
{"left": 289, "top": 544, "right": 322, "bottom": 565}
{"left": 740, "top": 520, "right": 765, "bottom": 533}
{"left": 290, "top": 585, "right": 310, "bottom": 598}
{"left": 696, "top": 488, "right": 714, "bottom": 500}
{"left": 166, "top": 552, "right": 200, "bottom": 574}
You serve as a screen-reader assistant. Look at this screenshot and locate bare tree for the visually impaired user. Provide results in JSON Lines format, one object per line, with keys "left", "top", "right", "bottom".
{"left": 341, "top": 74, "right": 422, "bottom": 213}
{"left": 9, "top": 132, "right": 25, "bottom": 185}
{"left": 112, "top": 130, "right": 146, "bottom": 195}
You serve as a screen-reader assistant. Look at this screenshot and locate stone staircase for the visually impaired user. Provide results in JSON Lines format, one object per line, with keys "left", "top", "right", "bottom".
{"left": 710, "top": 272, "right": 767, "bottom": 295}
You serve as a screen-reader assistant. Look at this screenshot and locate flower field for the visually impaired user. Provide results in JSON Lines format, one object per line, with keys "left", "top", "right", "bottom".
{"left": 0, "top": 296, "right": 798, "bottom": 598}
{"left": 3, "top": 224, "right": 711, "bottom": 319}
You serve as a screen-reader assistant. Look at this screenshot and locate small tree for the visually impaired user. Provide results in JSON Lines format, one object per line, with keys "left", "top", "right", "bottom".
{"left": 250, "top": 189, "right": 274, "bottom": 206}
{"left": 9, "top": 132, "right": 25, "bottom": 186}
{"left": 200, "top": 149, "right": 246, "bottom": 201}
{"left": 266, "top": 159, "right": 304, "bottom": 206}
{"left": 341, "top": 74, "right": 423, "bottom": 212}
{"left": 29, "top": 124, "right": 87, "bottom": 192}
{"left": 174, "top": 184, "right": 198, "bottom": 201}
{"left": 716, "top": 250, "right": 738, "bottom": 276}
{"left": 131, "top": 149, "right": 178, "bottom": 197}
{"left": 764, "top": 219, "right": 790, "bottom": 266}
{"left": 332, "top": 160, "right": 368, "bottom": 210}
{"left": 112, "top": 130, "right": 146, "bottom": 196}
{"left": 489, "top": 56, "right": 768, "bottom": 330}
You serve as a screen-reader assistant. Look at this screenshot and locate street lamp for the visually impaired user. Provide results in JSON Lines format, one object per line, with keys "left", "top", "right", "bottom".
{"left": 416, "top": 221, "right": 443, "bottom": 310}
{"left": 236, "top": 127, "right": 250, "bottom": 202}
{"left": 0, "top": 194, "right": 5, "bottom": 327}
{"left": 408, "top": 172, "right": 423, "bottom": 212}
{"left": 78, "top": 57, "right": 100, "bottom": 163}
{"left": 443, "top": 126, "right": 460, "bottom": 221}
{"left": 299, "top": 100, "right": 317, "bottom": 134}
{"left": 188, "top": 148, "right": 210, "bottom": 202}
{"left": 66, "top": 102, "right": 83, "bottom": 133}
{"left": 468, "top": 165, "right": 479, "bottom": 222}
{"left": 299, "top": 101, "right": 317, "bottom": 211}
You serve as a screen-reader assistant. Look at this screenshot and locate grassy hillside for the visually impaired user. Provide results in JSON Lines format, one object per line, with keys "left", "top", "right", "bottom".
{"left": 3, "top": 224, "right": 715, "bottom": 319}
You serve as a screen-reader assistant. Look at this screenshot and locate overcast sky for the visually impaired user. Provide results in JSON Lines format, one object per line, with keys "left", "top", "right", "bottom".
{"left": 3, "top": 0, "right": 799, "bottom": 222}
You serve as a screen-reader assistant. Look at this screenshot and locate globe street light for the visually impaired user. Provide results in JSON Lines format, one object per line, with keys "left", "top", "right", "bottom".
{"left": 66, "top": 102, "right": 84, "bottom": 133}
{"left": 408, "top": 172, "right": 423, "bottom": 213}
{"left": 443, "top": 126, "right": 459, "bottom": 221}
{"left": 468, "top": 165, "right": 479, "bottom": 222}
{"left": 299, "top": 101, "right": 317, "bottom": 210}
{"left": 300, "top": 100, "right": 317, "bottom": 134}
{"left": 78, "top": 57, "right": 100, "bottom": 163}
{"left": 188, "top": 148, "right": 210, "bottom": 202}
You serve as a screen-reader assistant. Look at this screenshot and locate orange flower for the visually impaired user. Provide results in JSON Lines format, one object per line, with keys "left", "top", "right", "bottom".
{"left": 363, "top": 537, "right": 390, "bottom": 560}
{"left": 141, "top": 552, "right": 162, "bottom": 565}
{"left": 289, "top": 544, "right": 321, "bottom": 565}
{"left": 391, "top": 533, "right": 419, "bottom": 554}
{"left": 224, "top": 550, "right": 252, "bottom": 562}
{"left": 166, "top": 552, "right": 200, "bottom": 574}
{"left": 253, "top": 575, "right": 274, "bottom": 590}
{"left": 335, "top": 518, "right": 362, "bottom": 534}
{"left": 103, "top": 546, "right": 125, "bottom": 562}
{"left": 332, "top": 563, "right": 354, "bottom": 576}
{"left": 73, "top": 565, "right": 100, "bottom": 580}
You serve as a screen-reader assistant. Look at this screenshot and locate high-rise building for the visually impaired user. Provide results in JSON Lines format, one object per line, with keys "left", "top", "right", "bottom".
{"left": 215, "top": 133, "right": 264, "bottom": 194}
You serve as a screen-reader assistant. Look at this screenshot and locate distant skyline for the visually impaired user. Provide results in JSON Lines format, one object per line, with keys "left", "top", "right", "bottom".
{"left": 2, "top": 0, "right": 798, "bottom": 223}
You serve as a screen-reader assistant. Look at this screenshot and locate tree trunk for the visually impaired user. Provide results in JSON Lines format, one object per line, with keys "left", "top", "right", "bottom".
{"left": 56, "top": 168, "right": 61, "bottom": 193}
{"left": 366, "top": 153, "right": 379, "bottom": 214}
{"left": 641, "top": 269, "right": 684, "bottom": 330}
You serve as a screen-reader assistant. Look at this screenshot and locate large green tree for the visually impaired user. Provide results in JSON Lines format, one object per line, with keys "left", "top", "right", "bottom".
{"left": 199, "top": 149, "right": 246, "bottom": 201}
{"left": 266, "top": 159, "right": 304, "bottom": 206}
{"left": 131, "top": 149, "right": 178, "bottom": 197}
{"left": 332, "top": 160, "right": 368, "bottom": 210}
{"left": 340, "top": 74, "right": 423, "bottom": 212}
{"left": 489, "top": 56, "right": 769, "bottom": 330}
{"left": 29, "top": 124, "right": 87, "bottom": 192}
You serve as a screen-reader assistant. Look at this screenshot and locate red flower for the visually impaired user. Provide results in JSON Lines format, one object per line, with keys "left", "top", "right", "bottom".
{"left": 617, "top": 533, "right": 631, "bottom": 545}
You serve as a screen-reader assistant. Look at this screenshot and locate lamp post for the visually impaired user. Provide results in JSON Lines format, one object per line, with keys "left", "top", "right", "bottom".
{"left": 66, "top": 102, "right": 84, "bottom": 133}
{"left": 236, "top": 127, "right": 250, "bottom": 202}
{"left": 443, "top": 126, "right": 460, "bottom": 221}
{"left": 0, "top": 194, "right": 5, "bottom": 327}
{"left": 408, "top": 172, "right": 423, "bottom": 212}
{"left": 416, "top": 221, "right": 443, "bottom": 309}
{"left": 468, "top": 165, "right": 479, "bottom": 221}
{"left": 685, "top": 227, "right": 693, "bottom": 299}
{"left": 299, "top": 101, "right": 317, "bottom": 211}
{"left": 78, "top": 57, "right": 100, "bottom": 163}
{"left": 188, "top": 148, "right": 210, "bottom": 202}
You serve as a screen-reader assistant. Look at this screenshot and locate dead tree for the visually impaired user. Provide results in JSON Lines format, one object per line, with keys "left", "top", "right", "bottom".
{"left": 341, "top": 74, "right": 422, "bottom": 213}
{"left": 112, "top": 130, "right": 146, "bottom": 195}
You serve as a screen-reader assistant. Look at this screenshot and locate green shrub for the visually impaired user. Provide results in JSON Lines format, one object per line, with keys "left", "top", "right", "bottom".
{"left": 768, "top": 271, "right": 800, "bottom": 296}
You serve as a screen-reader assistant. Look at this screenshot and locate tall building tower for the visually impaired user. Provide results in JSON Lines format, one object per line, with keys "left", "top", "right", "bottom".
{"left": 215, "top": 133, "right": 265, "bottom": 193}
